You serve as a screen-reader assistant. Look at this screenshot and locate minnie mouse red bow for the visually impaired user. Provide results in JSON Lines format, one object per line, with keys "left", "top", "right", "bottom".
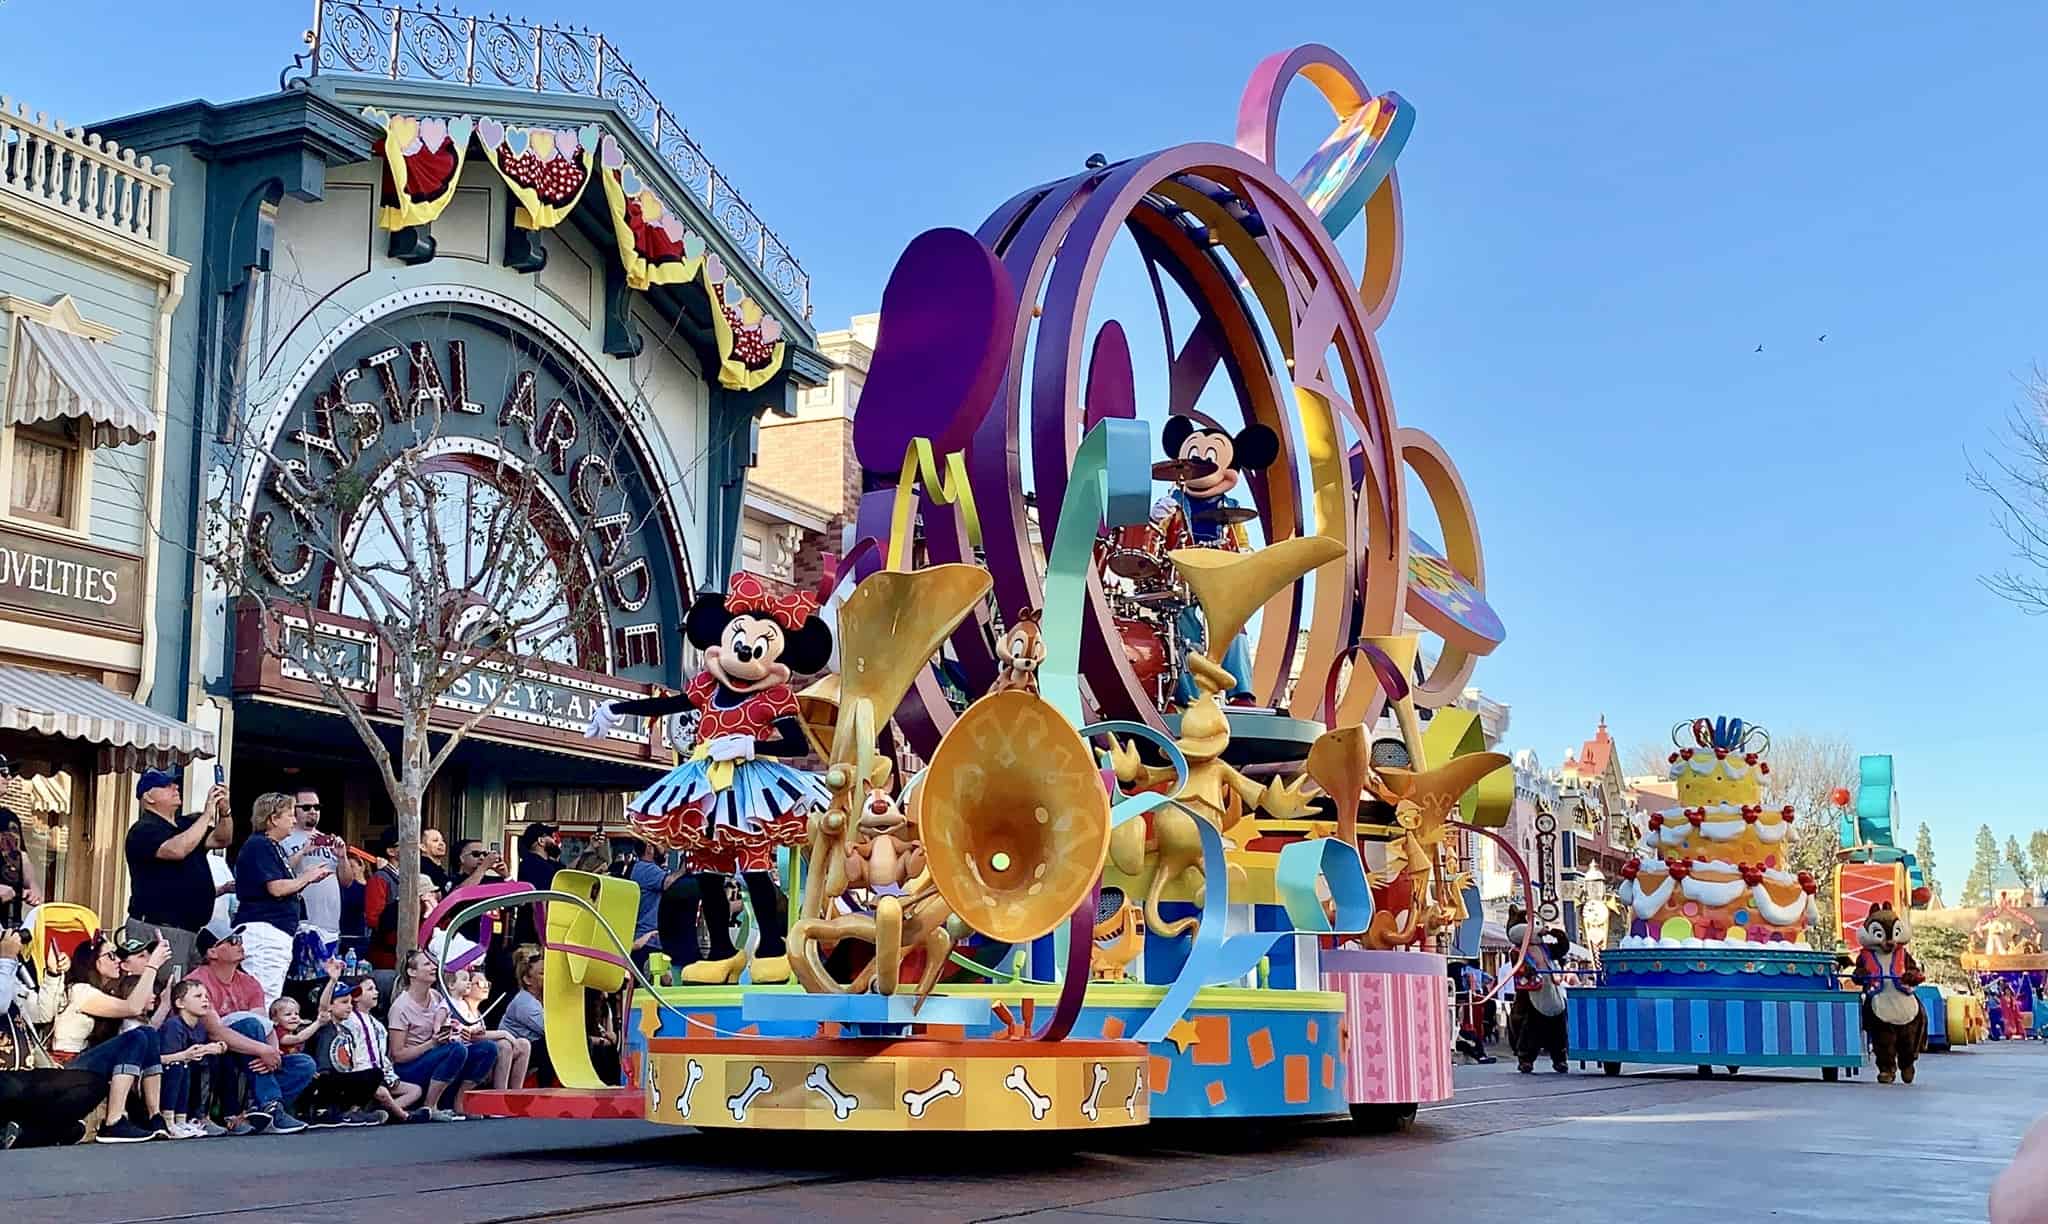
{"left": 725, "top": 571, "right": 820, "bottom": 631}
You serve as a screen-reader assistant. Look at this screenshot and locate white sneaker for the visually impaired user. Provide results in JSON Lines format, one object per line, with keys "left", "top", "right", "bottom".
{"left": 167, "top": 1120, "right": 204, "bottom": 1140}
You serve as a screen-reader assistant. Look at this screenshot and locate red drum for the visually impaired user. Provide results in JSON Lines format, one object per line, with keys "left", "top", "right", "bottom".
{"left": 1115, "top": 615, "right": 1170, "bottom": 699}
{"left": 1102, "top": 522, "right": 1167, "bottom": 581}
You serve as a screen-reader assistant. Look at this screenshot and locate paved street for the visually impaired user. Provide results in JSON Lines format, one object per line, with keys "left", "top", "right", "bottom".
{"left": 7, "top": 1043, "right": 2036, "bottom": 1223}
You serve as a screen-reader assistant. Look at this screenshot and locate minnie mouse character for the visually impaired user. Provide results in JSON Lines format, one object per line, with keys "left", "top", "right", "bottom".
{"left": 586, "top": 572, "right": 833, "bottom": 985}
{"left": 1153, "top": 415, "right": 1280, "bottom": 704}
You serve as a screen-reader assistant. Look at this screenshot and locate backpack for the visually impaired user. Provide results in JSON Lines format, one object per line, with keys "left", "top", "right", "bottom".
{"left": 371, "top": 865, "right": 403, "bottom": 940}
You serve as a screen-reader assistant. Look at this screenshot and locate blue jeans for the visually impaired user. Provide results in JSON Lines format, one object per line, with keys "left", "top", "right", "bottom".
{"left": 67, "top": 1027, "right": 161, "bottom": 1079}
{"left": 396, "top": 1041, "right": 496, "bottom": 1091}
{"left": 160, "top": 1059, "right": 213, "bottom": 1115}
{"left": 226, "top": 1017, "right": 314, "bottom": 1109}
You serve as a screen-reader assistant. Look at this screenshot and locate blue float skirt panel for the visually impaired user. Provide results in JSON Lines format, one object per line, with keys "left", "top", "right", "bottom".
{"left": 1917, "top": 985, "right": 1949, "bottom": 1050}
{"left": 641, "top": 983, "right": 1350, "bottom": 1121}
{"left": 1573, "top": 944, "right": 1863, "bottom": 1068}
{"left": 1569, "top": 987, "right": 1864, "bottom": 1068}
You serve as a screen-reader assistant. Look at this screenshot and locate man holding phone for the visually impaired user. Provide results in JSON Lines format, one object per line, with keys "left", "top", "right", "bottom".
{"left": 279, "top": 789, "right": 344, "bottom": 943}
{"left": 124, "top": 768, "right": 228, "bottom": 970}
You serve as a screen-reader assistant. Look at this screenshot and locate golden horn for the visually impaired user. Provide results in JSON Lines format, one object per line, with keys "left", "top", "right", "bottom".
{"left": 1168, "top": 536, "right": 1345, "bottom": 659}
{"left": 1306, "top": 725, "right": 1369, "bottom": 847}
{"left": 1361, "top": 633, "right": 1426, "bottom": 768}
{"left": 829, "top": 563, "right": 992, "bottom": 753}
{"left": 1374, "top": 751, "right": 1514, "bottom": 823}
{"left": 921, "top": 689, "right": 1111, "bottom": 944}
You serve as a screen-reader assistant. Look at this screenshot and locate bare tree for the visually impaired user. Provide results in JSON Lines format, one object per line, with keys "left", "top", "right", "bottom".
{"left": 1758, "top": 730, "right": 1856, "bottom": 951}
{"left": 1968, "top": 372, "right": 2048, "bottom": 614}
{"left": 1624, "top": 743, "right": 1672, "bottom": 782}
{"left": 195, "top": 291, "right": 680, "bottom": 964}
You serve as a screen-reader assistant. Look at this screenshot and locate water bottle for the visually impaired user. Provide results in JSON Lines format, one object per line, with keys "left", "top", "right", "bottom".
{"left": 343, "top": 948, "right": 358, "bottom": 975}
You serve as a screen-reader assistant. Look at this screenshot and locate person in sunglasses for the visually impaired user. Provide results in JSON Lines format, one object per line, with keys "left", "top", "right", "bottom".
{"left": 49, "top": 933, "right": 171, "bottom": 1142}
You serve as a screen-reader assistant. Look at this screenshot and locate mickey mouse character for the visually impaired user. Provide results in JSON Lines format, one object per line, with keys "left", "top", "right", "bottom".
{"left": 586, "top": 572, "right": 833, "bottom": 985}
{"left": 1153, "top": 415, "right": 1280, "bottom": 704}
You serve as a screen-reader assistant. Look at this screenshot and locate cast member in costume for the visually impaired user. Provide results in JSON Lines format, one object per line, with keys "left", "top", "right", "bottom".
{"left": 1851, "top": 902, "right": 1927, "bottom": 1082}
{"left": 1152, "top": 416, "right": 1280, "bottom": 706}
{"left": 587, "top": 573, "right": 834, "bottom": 984}
{"left": 1506, "top": 908, "right": 1569, "bottom": 1074}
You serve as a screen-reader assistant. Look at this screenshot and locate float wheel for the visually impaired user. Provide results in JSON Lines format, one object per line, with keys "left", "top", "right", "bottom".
{"left": 1351, "top": 1103, "right": 1418, "bottom": 1134}
{"left": 1696, "top": 1065, "right": 1713, "bottom": 1078}
{"left": 1725, "top": 1066, "right": 1740, "bottom": 1076}
{"left": 1821, "top": 1066, "right": 1839, "bottom": 1082}
{"left": 1602, "top": 1062, "right": 1621, "bottom": 1077}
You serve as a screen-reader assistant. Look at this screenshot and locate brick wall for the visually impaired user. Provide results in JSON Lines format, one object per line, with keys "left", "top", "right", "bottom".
{"left": 754, "top": 416, "right": 860, "bottom": 596}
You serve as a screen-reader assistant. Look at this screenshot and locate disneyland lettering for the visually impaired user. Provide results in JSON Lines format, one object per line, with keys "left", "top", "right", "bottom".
{"left": 251, "top": 334, "right": 661, "bottom": 658}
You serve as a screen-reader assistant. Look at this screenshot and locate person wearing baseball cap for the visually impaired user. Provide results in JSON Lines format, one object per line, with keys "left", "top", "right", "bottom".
{"left": 123, "top": 767, "right": 229, "bottom": 972}
{"left": 512, "top": 823, "right": 561, "bottom": 947}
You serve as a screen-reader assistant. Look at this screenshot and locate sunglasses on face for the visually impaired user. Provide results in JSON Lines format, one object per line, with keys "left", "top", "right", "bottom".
{"left": 297, "top": 803, "right": 320, "bottom": 812}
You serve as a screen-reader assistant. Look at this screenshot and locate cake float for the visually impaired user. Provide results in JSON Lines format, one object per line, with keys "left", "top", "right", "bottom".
{"left": 1615, "top": 716, "right": 1820, "bottom": 950}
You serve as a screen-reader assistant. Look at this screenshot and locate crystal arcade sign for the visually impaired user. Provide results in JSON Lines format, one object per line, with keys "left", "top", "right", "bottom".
{"left": 246, "top": 300, "right": 690, "bottom": 683}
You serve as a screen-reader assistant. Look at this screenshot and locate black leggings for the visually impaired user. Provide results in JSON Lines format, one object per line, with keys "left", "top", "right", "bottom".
{"left": 0, "top": 1069, "right": 105, "bottom": 1146}
{"left": 301, "top": 1069, "right": 382, "bottom": 1112}
{"left": 658, "top": 871, "right": 786, "bottom": 969}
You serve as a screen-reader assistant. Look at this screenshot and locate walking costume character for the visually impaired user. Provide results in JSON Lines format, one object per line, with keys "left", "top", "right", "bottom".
{"left": 1153, "top": 416, "right": 1280, "bottom": 706}
{"left": 1506, "top": 908, "right": 1570, "bottom": 1073}
{"left": 587, "top": 573, "right": 834, "bottom": 985}
{"left": 1851, "top": 901, "right": 1927, "bottom": 1083}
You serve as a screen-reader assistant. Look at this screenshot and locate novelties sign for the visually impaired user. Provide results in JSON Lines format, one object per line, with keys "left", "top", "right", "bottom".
{"left": 0, "top": 523, "right": 143, "bottom": 634}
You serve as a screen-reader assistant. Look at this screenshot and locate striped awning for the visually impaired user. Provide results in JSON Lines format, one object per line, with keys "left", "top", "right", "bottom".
{"left": 6, "top": 317, "right": 154, "bottom": 447}
{"left": 0, "top": 663, "right": 213, "bottom": 771}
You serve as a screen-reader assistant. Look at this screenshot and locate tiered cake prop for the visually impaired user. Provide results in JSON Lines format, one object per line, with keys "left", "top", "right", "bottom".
{"left": 1617, "top": 717, "right": 1820, "bottom": 950}
{"left": 1571, "top": 715, "right": 1861, "bottom": 1080}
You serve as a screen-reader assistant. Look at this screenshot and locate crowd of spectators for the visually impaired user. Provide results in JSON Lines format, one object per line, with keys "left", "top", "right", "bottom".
{"left": 0, "top": 773, "right": 607, "bottom": 1148}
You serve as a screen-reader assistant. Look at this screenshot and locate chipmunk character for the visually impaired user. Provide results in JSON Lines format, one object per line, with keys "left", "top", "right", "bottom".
{"left": 1851, "top": 901, "right": 1927, "bottom": 1084}
{"left": 991, "top": 608, "right": 1046, "bottom": 695}
{"left": 843, "top": 758, "right": 926, "bottom": 893}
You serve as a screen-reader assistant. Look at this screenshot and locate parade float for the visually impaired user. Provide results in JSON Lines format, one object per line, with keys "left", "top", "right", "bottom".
{"left": 1569, "top": 717, "right": 1862, "bottom": 1080}
{"left": 1965, "top": 902, "right": 2048, "bottom": 1039}
{"left": 1829, "top": 754, "right": 1932, "bottom": 947}
{"left": 419, "top": 39, "right": 1526, "bottom": 1135}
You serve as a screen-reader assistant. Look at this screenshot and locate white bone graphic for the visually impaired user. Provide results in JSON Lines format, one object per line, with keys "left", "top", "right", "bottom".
{"left": 1005, "top": 1064, "right": 1051, "bottom": 1121}
{"left": 727, "top": 1065, "right": 772, "bottom": 1122}
{"left": 1124, "top": 1063, "right": 1144, "bottom": 1119}
{"left": 1080, "top": 1062, "right": 1110, "bottom": 1121}
{"left": 805, "top": 1063, "right": 857, "bottom": 1120}
{"left": 902, "top": 1068, "right": 963, "bottom": 1119}
{"left": 676, "top": 1059, "right": 704, "bottom": 1119}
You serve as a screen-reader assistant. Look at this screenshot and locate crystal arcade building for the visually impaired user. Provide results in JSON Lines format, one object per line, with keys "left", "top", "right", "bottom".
{"left": 96, "top": 9, "right": 823, "bottom": 857}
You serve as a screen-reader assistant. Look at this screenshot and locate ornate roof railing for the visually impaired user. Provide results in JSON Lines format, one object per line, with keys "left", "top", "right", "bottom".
{"left": 304, "top": 0, "right": 810, "bottom": 320}
{"left": 0, "top": 97, "right": 172, "bottom": 252}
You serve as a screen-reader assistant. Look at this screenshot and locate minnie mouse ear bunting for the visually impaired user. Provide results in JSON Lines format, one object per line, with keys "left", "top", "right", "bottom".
{"left": 362, "top": 109, "right": 787, "bottom": 390}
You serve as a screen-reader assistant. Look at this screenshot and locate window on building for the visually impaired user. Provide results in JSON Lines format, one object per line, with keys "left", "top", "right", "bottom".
{"left": 6, "top": 419, "right": 82, "bottom": 528}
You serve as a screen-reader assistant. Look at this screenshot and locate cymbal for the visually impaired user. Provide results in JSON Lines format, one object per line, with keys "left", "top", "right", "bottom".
{"left": 1194, "top": 505, "right": 1258, "bottom": 525}
{"left": 1151, "top": 457, "right": 1219, "bottom": 482}
{"left": 1130, "top": 588, "right": 1185, "bottom": 608}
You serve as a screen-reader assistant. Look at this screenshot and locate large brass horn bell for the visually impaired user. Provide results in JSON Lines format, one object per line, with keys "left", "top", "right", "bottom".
{"left": 918, "top": 689, "right": 1110, "bottom": 944}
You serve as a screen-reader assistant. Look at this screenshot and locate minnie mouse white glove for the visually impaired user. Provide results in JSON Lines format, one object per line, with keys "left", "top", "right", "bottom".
{"left": 706, "top": 734, "right": 757, "bottom": 764}
{"left": 585, "top": 702, "right": 621, "bottom": 740}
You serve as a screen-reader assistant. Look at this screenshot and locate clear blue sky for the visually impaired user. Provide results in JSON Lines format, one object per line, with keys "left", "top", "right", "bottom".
{"left": 7, "top": 1, "right": 2044, "bottom": 896}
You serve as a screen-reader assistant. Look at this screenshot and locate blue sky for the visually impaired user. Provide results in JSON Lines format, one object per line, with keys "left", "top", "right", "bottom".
{"left": 6, "top": 2, "right": 2045, "bottom": 895}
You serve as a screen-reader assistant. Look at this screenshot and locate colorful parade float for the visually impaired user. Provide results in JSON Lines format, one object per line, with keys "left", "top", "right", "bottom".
{"left": 1569, "top": 717, "right": 1862, "bottom": 1080}
{"left": 1965, "top": 901, "right": 2048, "bottom": 1040}
{"left": 421, "top": 39, "right": 1530, "bottom": 1135}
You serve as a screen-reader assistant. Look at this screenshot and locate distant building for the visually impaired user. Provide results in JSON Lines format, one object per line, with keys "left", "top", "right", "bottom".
{"left": 749, "top": 314, "right": 873, "bottom": 592}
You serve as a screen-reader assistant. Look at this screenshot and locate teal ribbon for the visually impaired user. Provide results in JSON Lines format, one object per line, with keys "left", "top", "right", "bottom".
{"left": 1041, "top": 417, "right": 1152, "bottom": 728}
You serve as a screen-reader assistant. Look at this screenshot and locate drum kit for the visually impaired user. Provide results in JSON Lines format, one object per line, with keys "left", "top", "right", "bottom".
{"left": 1094, "top": 458, "right": 1260, "bottom": 709}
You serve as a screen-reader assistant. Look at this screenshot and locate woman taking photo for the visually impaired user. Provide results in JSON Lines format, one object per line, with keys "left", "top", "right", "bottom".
{"left": 387, "top": 949, "right": 496, "bottom": 1121}
{"left": 49, "top": 933, "right": 171, "bottom": 1143}
{"left": 235, "top": 793, "right": 331, "bottom": 1003}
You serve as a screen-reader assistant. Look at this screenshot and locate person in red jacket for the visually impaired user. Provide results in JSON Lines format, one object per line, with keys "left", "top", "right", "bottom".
{"left": 362, "top": 830, "right": 405, "bottom": 971}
